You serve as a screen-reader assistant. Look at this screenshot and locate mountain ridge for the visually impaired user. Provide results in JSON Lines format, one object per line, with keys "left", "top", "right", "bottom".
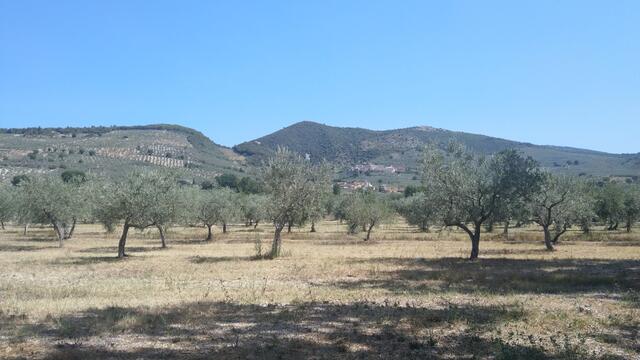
{"left": 234, "top": 121, "right": 640, "bottom": 177}
{"left": 1, "top": 121, "right": 639, "bottom": 181}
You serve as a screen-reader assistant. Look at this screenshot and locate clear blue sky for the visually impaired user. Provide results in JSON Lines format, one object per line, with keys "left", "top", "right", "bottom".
{"left": 1, "top": 1, "right": 638, "bottom": 153}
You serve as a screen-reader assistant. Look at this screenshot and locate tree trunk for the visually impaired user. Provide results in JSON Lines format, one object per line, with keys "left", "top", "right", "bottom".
{"left": 254, "top": 221, "right": 259, "bottom": 229}
{"left": 270, "top": 225, "right": 284, "bottom": 258}
{"left": 63, "top": 218, "right": 76, "bottom": 240}
{"left": 365, "top": 223, "right": 375, "bottom": 241}
{"left": 206, "top": 224, "right": 213, "bottom": 241}
{"left": 420, "top": 221, "right": 429, "bottom": 232}
{"left": 118, "top": 223, "right": 130, "bottom": 258}
{"left": 310, "top": 221, "right": 316, "bottom": 233}
{"left": 0, "top": 221, "right": 4, "bottom": 230}
{"left": 503, "top": 221, "right": 509, "bottom": 238}
{"left": 581, "top": 221, "right": 590, "bottom": 234}
{"left": 287, "top": 223, "right": 292, "bottom": 233}
{"left": 552, "top": 229, "right": 566, "bottom": 244}
{"left": 469, "top": 229, "right": 480, "bottom": 260}
{"left": 222, "top": 223, "right": 227, "bottom": 234}
{"left": 23, "top": 223, "right": 29, "bottom": 235}
{"left": 543, "top": 226, "right": 554, "bottom": 251}
{"left": 626, "top": 218, "right": 632, "bottom": 233}
{"left": 158, "top": 225, "right": 167, "bottom": 248}
{"left": 53, "top": 222, "right": 64, "bottom": 248}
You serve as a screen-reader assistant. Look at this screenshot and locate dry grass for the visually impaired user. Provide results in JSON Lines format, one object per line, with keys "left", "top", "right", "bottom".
{"left": 0, "top": 221, "right": 639, "bottom": 359}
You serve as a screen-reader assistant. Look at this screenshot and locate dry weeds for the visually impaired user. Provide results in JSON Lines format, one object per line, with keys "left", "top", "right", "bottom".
{"left": 0, "top": 221, "right": 638, "bottom": 359}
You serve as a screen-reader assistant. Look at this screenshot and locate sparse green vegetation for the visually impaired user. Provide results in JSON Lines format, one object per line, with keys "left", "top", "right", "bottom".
{"left": 234, "top": 121, "right": 640, "bottom": 178}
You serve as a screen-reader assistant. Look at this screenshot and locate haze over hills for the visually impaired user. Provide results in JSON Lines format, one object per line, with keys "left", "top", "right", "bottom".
{"left": 1, "top": 121, "right": 639, "bottom": 183}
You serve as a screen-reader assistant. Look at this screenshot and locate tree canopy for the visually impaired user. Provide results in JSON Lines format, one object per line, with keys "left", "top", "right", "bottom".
{"left": 421, "top": 142, "right": 543, "bottom": 259}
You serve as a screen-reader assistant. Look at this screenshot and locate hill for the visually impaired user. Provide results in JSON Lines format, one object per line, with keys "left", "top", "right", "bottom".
{"left": 2, "top": 121, "right": 638, "bottom": 184}
{"left": 0, "top": 124, "right": 245, "bottom": 182}
{"left": 234, "top": 121, "right": 640, "bottom": 178}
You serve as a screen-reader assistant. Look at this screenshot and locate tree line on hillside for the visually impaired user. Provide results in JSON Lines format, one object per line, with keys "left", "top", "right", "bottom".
{"left": 0, "top": 144, "right": 639, "bottom": 260}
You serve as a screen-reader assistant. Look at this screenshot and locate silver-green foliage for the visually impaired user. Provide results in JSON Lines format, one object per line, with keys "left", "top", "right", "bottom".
{"left": 261, "top": 147, "right": 331, "bottom": 257}
{"left": 528, "top": 175, "right": 594, "bottom": 250}
{"left": 396, "top": 192, "right": 436, "bottom": 232}
{"left": 344, "top": 190, "right": 394, "bottom": 240}
{"left": 0, "top": 184, "right": 14, "bottom": 229}
{"left": 240, "top": 194, "right": 269, "bottom": 228}
{"left": 623, "top": 185, "right": 640, "bottom": 232}
{"left": 421, "top": 142, "right": 542, "bottom": 259}
{"left": 186, "top": 187, "right": 240, "bottom": 240}
{"left": 97, "top": 170, "right": 179, "bottom": 257}
{"left": 18, "top": 175, "right": 90, "bottom": 246}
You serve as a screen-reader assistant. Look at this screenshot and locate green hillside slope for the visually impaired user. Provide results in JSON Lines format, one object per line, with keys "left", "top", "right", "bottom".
{"left": 234, "top": 121, "right": 640, "bottom": 177}
{"left": 0, "top": 125, "right": 245, "bottom": 182}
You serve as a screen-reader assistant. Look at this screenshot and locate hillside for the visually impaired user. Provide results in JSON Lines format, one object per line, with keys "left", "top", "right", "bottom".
{"left": 3, "top": 121, "right": 638, "bottom": 184}
{"left": 234, "top": 121, "right": 640, "bottom": 178}
{"left": 0, "top": 125, "right": 245, "bottom": 182}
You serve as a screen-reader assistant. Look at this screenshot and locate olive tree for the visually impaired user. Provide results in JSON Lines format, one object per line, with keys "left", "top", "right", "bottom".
{"left": 528, "top": 175, "right": 588, "bottom": 250}
{"left": 185, "top": 187, "right": 241, "bottom": 240}
{"left": 396, "top": 192, "right": 436, "bottom": 232}
{"left": 422, "top": 143, "right": 542, "bottom": 260}
{"left": 573, "top": 181, "right": 597, "bottom": 234}
{"left": 0, "top": 184, "right": 14, "bottom": 230}
{"left": 11, "top": 180, "right": 34, "bottom": 235}
{"left": 308, "top": 189, "right": 334, "bottom": 233}
{"left": 344, "top": 190, "right": 394, "bottom": 240}
{"left": 491, "top": 196, "right": 530, "bottom": 238}
{"left": 261, "top": 147, "right": 331, "bottom": 258}
{"left": 333, "top": 194, "right": 351, "bottom": 224}
{"left": 212, "top": 188, "right": 240, "bottom": 234}
{"left": 186, "top": 188, "right": 216, "bottom": 240}
{"left": 148, "top": 171, "right": 182, "bottom": 248}
{"left": 240, "top": 194, "right": 269, "bottom": 229}
{"left": 97, "top": 170, "right": 179, "bottom": 258}
{"left": 595, "top": 182, "right": 625, "bottom": 230}
{"left": 623, "top": 185, "right": 640, "bottom": 232}
{"left": 19, "top": 175, "right": 89, "bottom": 247}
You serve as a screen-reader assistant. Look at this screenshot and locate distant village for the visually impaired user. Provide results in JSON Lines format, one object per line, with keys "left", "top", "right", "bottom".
{"left": 335, "top": 163, "right": 407, "bottom": 193}
{"left": 351, "top": 164, "right": 405, "bottom": 174}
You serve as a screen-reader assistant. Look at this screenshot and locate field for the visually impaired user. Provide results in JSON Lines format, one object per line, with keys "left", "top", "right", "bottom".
{"left": 0, "top": 221, "right": 639, "bottom": 359}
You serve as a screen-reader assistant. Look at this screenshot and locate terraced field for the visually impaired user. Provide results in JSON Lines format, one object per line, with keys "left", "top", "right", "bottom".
{"left": 0, "top": 127, "right": 246, "bottom": 181}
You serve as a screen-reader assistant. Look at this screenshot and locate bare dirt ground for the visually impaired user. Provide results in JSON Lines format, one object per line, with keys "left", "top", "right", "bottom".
{"left": 1, "top": 221, "right": 639, "bottom": 359}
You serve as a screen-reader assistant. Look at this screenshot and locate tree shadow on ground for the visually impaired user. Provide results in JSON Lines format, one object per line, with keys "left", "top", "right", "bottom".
{"left": 601, "top": 240, "right": 640, "bottom": 247}
{"left": 334, "top": 257, "right": 640, "bottom": 295}
{"left": 47, "top": 256, "right": 128, "bottom": 265}
{"left": 77, "top": 246, "right": 164, "bottom": 254}
{"left": 0, "top": 244, "right": 57, "bottom": 252}
{"left": 14, "top": 236, "right": 59, "bottom": 243}
{"left": 189, "top": 255, "right": 254, "bottom": 264}
{"left": 476, "top": 248, "right": 552, "bottom": 256}
{"left": 169, "top": 238, "right": 215, "bottom": 245}
{"left": 3, "top": 300, "right": 616, "bottom": 359}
